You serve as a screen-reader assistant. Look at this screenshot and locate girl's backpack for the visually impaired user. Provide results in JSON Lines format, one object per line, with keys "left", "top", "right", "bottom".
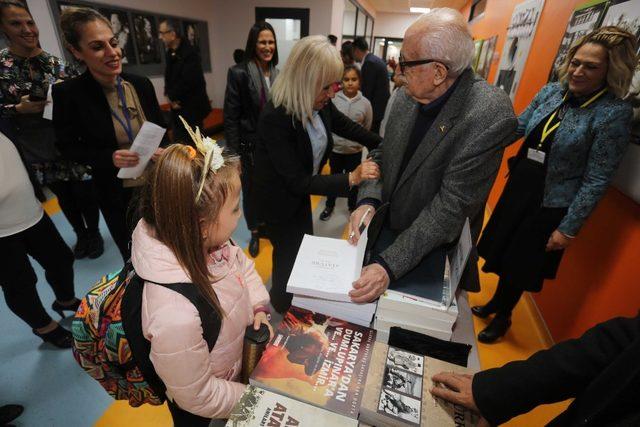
{"left": 71, "top": 263, "right": 220, "bottom": 406}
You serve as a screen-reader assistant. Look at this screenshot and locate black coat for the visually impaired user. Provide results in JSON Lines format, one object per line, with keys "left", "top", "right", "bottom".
{"left": 361, "top": 53, "right": 390, "bottom": 122}
{"left": 164, "top": 40, "right": 210, "bottom": 124}
{"left": 473, "top": 314, "right": 640, "bottom": 426}
{"left": 223, "top": 63, "right": 261, "bottom": 154}
{"left": 253, "top": 100, "right": 382, "bottom": 224}
{"left": 52, "top": 71, "right": 168, "bottom": 183}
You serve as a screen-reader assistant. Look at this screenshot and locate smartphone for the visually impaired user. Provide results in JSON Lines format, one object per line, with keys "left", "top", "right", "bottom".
{"left": 29, "top": 81, "right": 49, "bottom": 102}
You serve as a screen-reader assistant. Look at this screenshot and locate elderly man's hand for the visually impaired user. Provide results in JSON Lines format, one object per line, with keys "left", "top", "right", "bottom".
{"left": 350, "top": 263, "right": 389, "bottom": 303}
{"left": 348, "top": 205, "right": 375, "bottom": 245}
{"left": 430, "top": 372, "right": 490, "bottom": 426}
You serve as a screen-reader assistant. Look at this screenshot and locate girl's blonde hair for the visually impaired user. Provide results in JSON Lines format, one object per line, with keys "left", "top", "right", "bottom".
{"left": 558, "top": 26, "right": 639, "bottom": 98}
{"left": 270, "top": 35, "right": 343, "bottom": 125}
{"left": 138, "top": 144, "right": 240, "bottom": 317}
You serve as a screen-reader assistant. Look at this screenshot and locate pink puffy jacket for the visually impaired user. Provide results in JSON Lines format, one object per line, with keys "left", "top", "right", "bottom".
{"left": 131, "top": 220, "right": 270, "bottom": 418}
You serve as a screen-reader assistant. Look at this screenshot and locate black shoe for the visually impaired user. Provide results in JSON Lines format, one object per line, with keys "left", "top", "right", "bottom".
{"left": 471, "top": 304, "right": 497, "bottom": 319}
{"left": 249, "top": 234, "right": 260, "bottom": 258}
{"left": 477, "top": 315, "right": 512, "bottom": 344}
{"left": 73, "top": 233, "right": 89, "bottom": 259}
{"left": 51, "top": 298, "right": 81, "bottom": 319}
{"left": 87, "top": 232, "right": 104, "bottom": 259}
{"left": 319, "top": 206, "right": 334, "bottom": 221}
{"left": 0, "top": 404, "right": 23, "bottom": 425}
{"left": 32, "top": 324, "right": 73, "bottom": 349}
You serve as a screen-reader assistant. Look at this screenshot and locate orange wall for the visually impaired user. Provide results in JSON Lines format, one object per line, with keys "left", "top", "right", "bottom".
{"left": 460, "top": 0, "right": 640, "bottom": 341}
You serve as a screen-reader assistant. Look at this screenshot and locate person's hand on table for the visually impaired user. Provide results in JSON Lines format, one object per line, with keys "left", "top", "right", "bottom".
{"left": 151, "top": 147, "right": 165, "bottom": 162}
{"left": 112, "top": 149, "right": 140, "bottom": 168}
{"left": 348, "top": 205, "right": 375, "bottom": 245}
{"left": 430, "top": 372, "right": 490, "bottom": 427}
{"left": 545, "top": 229, "right": 572, "bottom": 252}
{"left": 15, "top": 95, "right": 46, "bottom": 114}
{"left": 350, "top": 263, "right": 389, "bottom": 303}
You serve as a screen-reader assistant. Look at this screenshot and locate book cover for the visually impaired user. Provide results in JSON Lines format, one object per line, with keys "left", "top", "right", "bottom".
{"left": 360, "top": 342, "right": 478, "bottom": 426}
{"left": 249, "top": 306, "right": 376, "bottom": 419}
{"left": 226, "top": 385, "right": 357, "bottom": 426}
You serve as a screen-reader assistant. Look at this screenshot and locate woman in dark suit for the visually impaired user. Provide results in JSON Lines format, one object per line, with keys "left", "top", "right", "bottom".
{"left": 253, "top": 35, "right": 382, "bottom": 313}
{"left": 473, "top": 27, "right": 638, "bottom": 343}
{"left": 224, "top": 21, "right": 279, "bottom": 258}
{"left": 53, "top": 7, "right": 167, "bottom": 261}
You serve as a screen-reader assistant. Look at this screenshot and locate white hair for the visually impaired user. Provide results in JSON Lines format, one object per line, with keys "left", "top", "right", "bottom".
{"left": 270, "top": 35, "right": 343, "bottom": 125}
{"left": 408, "top": 8, "right": 475, "bottom": 77}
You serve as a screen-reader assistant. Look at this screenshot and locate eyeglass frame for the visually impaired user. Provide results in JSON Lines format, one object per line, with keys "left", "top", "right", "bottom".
{"left": 398, "top": 55, "right": 449, "bottom": 74}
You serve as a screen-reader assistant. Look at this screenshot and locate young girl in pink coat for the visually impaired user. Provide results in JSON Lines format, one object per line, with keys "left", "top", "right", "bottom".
{"left": 131, "top": 141, "right": 272, "bottom": 426}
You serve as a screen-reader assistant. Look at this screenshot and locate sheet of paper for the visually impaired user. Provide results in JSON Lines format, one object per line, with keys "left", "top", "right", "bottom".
{"left": 116, "top": 121, "right": 166, "bottom": 179}
{"left": 42, "top": 85, "right": 53, "bottom": 120}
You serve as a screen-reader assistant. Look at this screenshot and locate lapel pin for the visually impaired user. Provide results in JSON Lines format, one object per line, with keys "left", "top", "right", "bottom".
{"left": 439, "top": 125, "right": 446, "bottom": 133}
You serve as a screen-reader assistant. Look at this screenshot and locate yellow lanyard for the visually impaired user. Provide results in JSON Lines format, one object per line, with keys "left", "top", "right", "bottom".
{"left": 538, "top": 88, "right": 607, "bottom": 149}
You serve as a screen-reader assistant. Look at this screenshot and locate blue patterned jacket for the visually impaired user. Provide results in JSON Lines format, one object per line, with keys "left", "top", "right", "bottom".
{"left": 516, "top": 82, "right": 632, "bottom": 236}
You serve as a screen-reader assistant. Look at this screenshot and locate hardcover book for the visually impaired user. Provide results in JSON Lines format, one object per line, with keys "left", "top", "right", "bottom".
{"left": 249, "top": 306, "right": 376, "bottom": 419}
{"left": 226, "top": 385, "right": 357, "bottom": 426}
{"left": 359, "top": 342, "right": 479, "bottom": 426}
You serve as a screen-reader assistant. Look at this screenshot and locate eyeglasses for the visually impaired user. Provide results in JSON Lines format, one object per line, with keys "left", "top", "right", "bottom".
{"left": 323, "top": 81, "right": 343, "bottom": 92}
{"left": 398, "top": 56, "right": 449, "bottom": 74}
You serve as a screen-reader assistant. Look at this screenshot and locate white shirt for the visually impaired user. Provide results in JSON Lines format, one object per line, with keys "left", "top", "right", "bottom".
{"left": 332, "top": 90, "right": 373, "bottom": 154}
{"left": 304, "top": 111, "right": 328, "bottom": 175}
{"left": 0, "top": 132, "right": 43, "bottom": 237}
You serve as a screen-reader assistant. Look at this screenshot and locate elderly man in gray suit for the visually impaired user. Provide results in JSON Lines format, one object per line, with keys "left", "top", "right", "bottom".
{"left": 348, "top": 8, "right": 517, "bottom": 303}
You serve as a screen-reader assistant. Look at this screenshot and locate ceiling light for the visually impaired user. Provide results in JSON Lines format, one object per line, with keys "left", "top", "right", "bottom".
{"left": 410, "top": 7, "right": 430, "bottom": 14}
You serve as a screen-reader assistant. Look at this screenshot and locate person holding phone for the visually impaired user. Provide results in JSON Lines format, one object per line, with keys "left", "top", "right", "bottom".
{"left": 0, "top": 0, "right": 104, "bottom": 259}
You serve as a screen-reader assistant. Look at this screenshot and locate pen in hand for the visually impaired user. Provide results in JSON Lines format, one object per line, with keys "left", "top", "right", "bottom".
{"left": 348, "top": 207, "right": 372, "bottom": 240}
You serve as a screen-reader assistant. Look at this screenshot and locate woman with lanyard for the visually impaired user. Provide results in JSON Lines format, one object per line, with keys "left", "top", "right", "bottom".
{"left": 0, "top": 0, "right": 104, "bottom": 259}
{"left": 253, "top": 36, "right": 381, "bottom": 313}
{"left": 223, "top": 21, "right": 279, "bottom": 258}
{"left": 53, "top": 7, "right": 166, "bottom": 261}
{"left": 473, "top": 26, "right": 637, "bottom": 343}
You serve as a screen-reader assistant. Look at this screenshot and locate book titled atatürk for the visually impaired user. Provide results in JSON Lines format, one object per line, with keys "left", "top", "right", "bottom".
{"left": 360, "top": 342, "right": 479, "bottom": 426}
{"left": 249, "top": 306, "right": 376, "bottom": 419}
{"left": 226, "top": 385, "right": 357, "bottom": 426}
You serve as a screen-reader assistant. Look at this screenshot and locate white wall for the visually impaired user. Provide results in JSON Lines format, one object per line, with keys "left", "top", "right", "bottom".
{"left": 27, "top": 0, "right": 217, "bottom": 106}
{"left": 373, "top": 12, "right": 419, "bottom": 39}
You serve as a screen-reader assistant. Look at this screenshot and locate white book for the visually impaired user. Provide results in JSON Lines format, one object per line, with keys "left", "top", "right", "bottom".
{"left": 292, "top": 295, "right": 376, "bottom": 327}
{"left": 376, "top": 307, "right": 457, "bottom": 332}
{"left": 378, "top": 291, "right": 459, "bottom": 322}
{"left": 286, "top": 227, "right": 368, "bottom": 302}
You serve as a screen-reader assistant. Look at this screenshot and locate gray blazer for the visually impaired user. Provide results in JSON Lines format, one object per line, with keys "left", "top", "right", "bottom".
{"left": 359, "top": 70, "right": 517, "bottom": 290}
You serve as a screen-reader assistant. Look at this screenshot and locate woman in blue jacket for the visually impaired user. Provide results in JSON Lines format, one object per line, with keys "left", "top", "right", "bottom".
{"left": 473, "top": 27, "right": 638, "bottom": 343}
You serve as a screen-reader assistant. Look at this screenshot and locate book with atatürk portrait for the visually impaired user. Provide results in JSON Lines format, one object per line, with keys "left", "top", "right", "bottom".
{"left": 249, "top": 306, "right": 376, "bottom": 419}
{"left": 226, "top": 385, "right": 357, "bottom": 426}
{"left": 359, "top": 342, "right": 479, "bottom": 426}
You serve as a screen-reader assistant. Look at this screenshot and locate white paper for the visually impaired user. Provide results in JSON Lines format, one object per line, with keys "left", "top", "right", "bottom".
{"left": 116, "top": 121, "right": 166, "bottom": 179}
{"left": 42, "top": 85, "right": 53, "bottom": 120}
{"left": 287, "top": 226, "right": 369, "bottom": 302}
{"left": 446, "top": 218, "right": 472, "bottom": 308}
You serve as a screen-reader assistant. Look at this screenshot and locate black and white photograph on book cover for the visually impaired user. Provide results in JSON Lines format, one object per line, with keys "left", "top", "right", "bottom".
{"left": 383, "top": 365, "right": 423, "bottom": 399}
{"left": 377, "top": 388, "right": 421, "bottom": 425}
{"left": 386, "top": 347, "right": 424, "bottom": 375}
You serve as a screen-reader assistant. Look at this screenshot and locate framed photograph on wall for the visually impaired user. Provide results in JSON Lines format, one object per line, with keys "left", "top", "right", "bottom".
{"left": 132, "top": 13, "right": 161, "bottom": 64}
{"left": 476, "top": 35, "right": 497, "bottom": 80}
{"left": 99, "top": 8, "right": 136, "bottom": 65}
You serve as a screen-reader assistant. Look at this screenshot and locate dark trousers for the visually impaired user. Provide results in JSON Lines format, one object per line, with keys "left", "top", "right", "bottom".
{"left": 485, "top": 277, "right": 524, "bottom": 317}
{"left": 240, "top": 153, "right": 259, "bottom": 231}
{"left": 325, "top": 152, "right": 361, "bottom": 211}
{"left": 266, "top": 202, "right": 313, "bottom": 314}
{"left": 0, "top": 214, "right": 75, "bottom": 329}
{"left": 48, "top": 179, "right": 100, "bottom": 237}
{"left": 93, "top": 176, "right": 134, "bottom": 261}
{"left": 167, "top": 398, "right": 212, "bottom": 427}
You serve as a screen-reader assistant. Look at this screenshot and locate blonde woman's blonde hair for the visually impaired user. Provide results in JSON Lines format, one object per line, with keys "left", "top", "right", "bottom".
{"left": 270, "top": 35, "right": 343, "bottom": 125}
{"left": 558, "top": 26, "right": 639, "bottom": 98}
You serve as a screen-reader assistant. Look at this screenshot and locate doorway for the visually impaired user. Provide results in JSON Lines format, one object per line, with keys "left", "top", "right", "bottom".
{"left": 255, "top": 7, "right": 310, "bottom": 65}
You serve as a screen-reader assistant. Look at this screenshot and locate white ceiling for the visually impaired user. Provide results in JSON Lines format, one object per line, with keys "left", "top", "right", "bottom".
{"left": 368, "top": 0, "right": 468, "bottom": 14}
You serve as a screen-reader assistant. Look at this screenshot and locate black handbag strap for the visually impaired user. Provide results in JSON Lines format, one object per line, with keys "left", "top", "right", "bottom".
{"left": 121, "top": 264, "right": 221, "bottom": 398}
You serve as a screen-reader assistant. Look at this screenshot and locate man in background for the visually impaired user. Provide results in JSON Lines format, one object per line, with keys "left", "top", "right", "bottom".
{"left": 353, "top": 36, "right": 390, "bottom": 133}
{"left": 158, "top": 19, "right": 210, "bottom": 143}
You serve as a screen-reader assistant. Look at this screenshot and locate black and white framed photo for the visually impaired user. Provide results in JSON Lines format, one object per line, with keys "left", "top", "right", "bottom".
{"left": 132, "top": 13, "right": 161, "bottom": 64}
{"left": 99, "top": 8, "right": 135, "bottom": 65}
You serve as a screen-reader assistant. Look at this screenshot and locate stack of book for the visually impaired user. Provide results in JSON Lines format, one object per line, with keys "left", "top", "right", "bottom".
{"left": 359, "top": 341, "right": 479, "bottom": 426}
{"left": 286, "top": 227, "right": 376, "bottom": 327}
{"left": 374, "top": 219, "right": 472, "bottom": 343}
{"left": 249, "top": 306, "right": 376, "bottom": 420}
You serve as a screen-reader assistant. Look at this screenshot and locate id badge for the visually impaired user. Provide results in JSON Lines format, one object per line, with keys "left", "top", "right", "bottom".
{"left": 527, "top": 148, "right": 546, "bottom": 163}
